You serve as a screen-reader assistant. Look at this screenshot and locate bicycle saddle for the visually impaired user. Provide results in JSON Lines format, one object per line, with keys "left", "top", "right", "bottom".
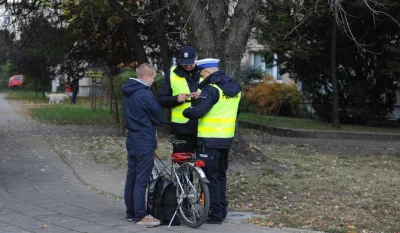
{"left": 169, "top": 138, "right": 186, "bottom": 146}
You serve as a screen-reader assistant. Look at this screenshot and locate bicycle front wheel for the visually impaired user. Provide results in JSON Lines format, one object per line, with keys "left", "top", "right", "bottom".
{"left": 176, "top": 163, "right": 210, "bottom": 228}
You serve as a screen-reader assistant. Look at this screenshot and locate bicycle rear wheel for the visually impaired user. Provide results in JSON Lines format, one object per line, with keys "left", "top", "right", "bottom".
{"left": 175, "top": 163, "right": 210, "bottom": 228}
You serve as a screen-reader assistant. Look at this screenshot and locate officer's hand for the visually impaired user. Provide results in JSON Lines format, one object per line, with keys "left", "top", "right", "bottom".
{"left": 177, "top": 93, "right": 189, "bottom": 103}
{"left": 190, "top": 91, "right": 201, "bottom": 99}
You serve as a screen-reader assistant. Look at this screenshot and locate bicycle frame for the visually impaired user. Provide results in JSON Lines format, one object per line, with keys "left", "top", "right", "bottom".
{"left": 151, "top": 153, "right": 171, "bottom": 180}
{"left": 152, "top": 150, "right": 210, "bottom": 227}
{"left": 153, "top": 153, "right": 209, "bottom": 184}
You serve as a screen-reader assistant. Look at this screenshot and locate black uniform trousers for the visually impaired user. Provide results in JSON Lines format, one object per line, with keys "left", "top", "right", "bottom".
{"left": 173, "top": 133, "right": 197, "bottom": 154}
{"left": 197, "top": 146, "right": 229, "bottom": 221}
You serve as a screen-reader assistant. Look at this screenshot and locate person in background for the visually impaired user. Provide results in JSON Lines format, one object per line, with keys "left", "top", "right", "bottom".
{"left": 158, "top": 45, "right": 201, "bottom": 154}
{"left": 70, "top": 78, "right": 79, "bottom": 104}
{"left": 183, "top": 58, "right": 241, "bottom": 225}
{"left": 65, "top": 77, "right": 71, "bottom": 93}
{"left": 122, "top": 63, "right": 163, "bottom": 226}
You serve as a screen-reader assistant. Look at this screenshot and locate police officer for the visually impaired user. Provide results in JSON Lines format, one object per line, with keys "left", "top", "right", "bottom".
{"left": 159, "top": 46, "right": 201, "bottom": 153}
{"left": 182, "top": 58, "right": 241, "bottom": 224}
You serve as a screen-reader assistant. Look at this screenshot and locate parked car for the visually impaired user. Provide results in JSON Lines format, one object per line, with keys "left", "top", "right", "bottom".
{"left": 9, "top": 75, "right": 24, "bottom": 89}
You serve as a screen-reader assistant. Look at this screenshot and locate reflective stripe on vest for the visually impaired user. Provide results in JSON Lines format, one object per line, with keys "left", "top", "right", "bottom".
{"left": 198, "top": 85, "right": 241, "bottom": 138}
{"left": 170, "top": 66, "right": 202, "bottom": 123}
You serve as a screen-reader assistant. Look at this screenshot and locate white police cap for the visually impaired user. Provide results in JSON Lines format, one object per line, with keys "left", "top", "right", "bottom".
{"left": 195, "top": 58, "right": 220, "bottom": 69}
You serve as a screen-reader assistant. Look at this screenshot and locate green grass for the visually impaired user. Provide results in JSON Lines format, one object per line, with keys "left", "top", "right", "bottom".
{"left": 239, "top": 112, "right": 400, "bottom": 134}
{"left": 6, "top": 91, "right": 100, "bottom": 105}
{"left": 5, "top": 90, "right": 47, "bottom": 102}
{"left": 6, "top": 91, "right": 400, "bottom": 133}
{"left": 30, "top": 104, "right": 113, "bottom": 126}
{"left": 5, "top": 91, "right": 114, "bottom": 126}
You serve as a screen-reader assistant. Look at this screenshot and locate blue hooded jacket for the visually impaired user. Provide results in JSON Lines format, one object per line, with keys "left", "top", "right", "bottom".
{"left": 182, "top": 71, "right": 241, "bottom": 149}
{"left": 123, "top": 78, "right": 163, "bottom": 149}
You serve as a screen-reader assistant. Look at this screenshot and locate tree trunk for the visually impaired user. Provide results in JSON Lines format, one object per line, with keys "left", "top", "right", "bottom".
{"left": 173, "top": 0, "right": 265, "bottom": 162}
{"left": 34, "top": 79, "right": 38, "bottom": 97}
{"left": 155, "top": 25, "right": 170, "bottom": 73}
{"left": 174, "top": 0, "right": 217, "bottom": 58}
{"left": 107, "top": 0, "right": 147, "bottom": 65}
{"left": 108, "top": 65, "right": 125, "bottom": 134}
{"left": 174, "top": 0, "right": 260, "bottom": 78}
{"left": 221, "top": 1, "right": 256, "bottom": 79}
{"left": 330, "top": 14, "right": 340, "bottom": 128}
{"left": 151, "top": 1, "right": 170, "bottom": 73}
{"left": 120, "top": 19, "right": 148, "bottom": 65}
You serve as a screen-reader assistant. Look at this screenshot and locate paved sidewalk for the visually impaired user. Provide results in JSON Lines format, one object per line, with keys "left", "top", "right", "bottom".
{"left": 0, "top": 93, "right": 321, "bottom": 233}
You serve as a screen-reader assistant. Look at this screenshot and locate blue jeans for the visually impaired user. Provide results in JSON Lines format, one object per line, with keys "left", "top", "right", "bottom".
{"left": 71, "top": 91, "right": 78, "bottom": 104}
{"left": 124, "top": 147, "right": 154, "bottom": 222}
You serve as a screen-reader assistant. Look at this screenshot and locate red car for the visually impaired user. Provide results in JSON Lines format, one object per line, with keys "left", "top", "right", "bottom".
{"left": 9, "top": 75, "right": 24, "bottom": 89}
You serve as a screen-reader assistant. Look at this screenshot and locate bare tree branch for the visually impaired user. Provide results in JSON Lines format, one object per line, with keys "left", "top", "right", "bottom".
{"left": 328, "top": 0, "right": 400, "bottom": 51}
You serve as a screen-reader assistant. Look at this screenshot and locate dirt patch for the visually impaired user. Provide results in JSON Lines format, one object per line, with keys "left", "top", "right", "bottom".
{"left": 46, "top": 132, "right": 400, "bottom": 232}
{"left": 7, "top": 99, "right": 47, "bottom": 118}
{"left": 45, "top": 134, "right": 174, "bottom": 169}
{"left": 228, "top": 143, "right": 400, "bottom": 232}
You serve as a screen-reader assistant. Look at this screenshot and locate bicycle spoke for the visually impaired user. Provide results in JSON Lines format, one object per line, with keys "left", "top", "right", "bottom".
{"left": 174, "top": 164, "right": 210, "bottom": 228}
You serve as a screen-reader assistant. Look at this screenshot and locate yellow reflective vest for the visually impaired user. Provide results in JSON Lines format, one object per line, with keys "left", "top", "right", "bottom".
{"left": 170, "top": 66, "right": 202, "bottom": 123}
{"left": 198, "top": 84, "right": 241, "bottom": 138}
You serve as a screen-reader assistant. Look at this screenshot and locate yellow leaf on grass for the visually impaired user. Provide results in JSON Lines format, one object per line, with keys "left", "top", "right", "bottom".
{"left": 266, "top": 221, "right": 274, "bottom": 227}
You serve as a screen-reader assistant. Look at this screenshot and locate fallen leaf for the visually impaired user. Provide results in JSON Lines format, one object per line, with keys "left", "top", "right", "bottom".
{"left": 347, "top": 225, "right": 356, "bottom": 230}
{"left": 266, "top": 221, "right": 274, "bottom": 227}
{"left": 41, "top": 224, "right": 49, "bottom": 228}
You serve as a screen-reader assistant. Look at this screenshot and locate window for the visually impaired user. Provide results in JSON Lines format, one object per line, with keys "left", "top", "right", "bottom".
{"left": 4, "top": 16, "right": 10, "bottom": 26}
{"left": 253, "top": 53, "right": 263, "bottom": 70}
{"left": 252, "top": 52, "right": 282, "bottom": 80}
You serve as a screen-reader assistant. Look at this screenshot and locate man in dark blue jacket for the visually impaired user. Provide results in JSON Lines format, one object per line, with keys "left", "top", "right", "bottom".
{"left": 158, "top": 46, "right": 201, "bottom": 154}
{"left": 183, "top": 58, "right": 241, "bottom": 224}
{"left": 70, "top": 78, "right": 79, "bottom": 104}
{"left": 122, "top": 63, "right": 163, "bottom": 226}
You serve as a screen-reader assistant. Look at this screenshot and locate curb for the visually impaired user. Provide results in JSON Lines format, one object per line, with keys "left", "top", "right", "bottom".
{"left": 239, "top": 121, "right": 400, "bottom": 142}
{"left": 44, "top": 137, "right": 124, "bottom": 201}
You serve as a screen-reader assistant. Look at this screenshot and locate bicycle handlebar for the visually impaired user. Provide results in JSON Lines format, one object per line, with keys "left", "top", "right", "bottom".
{"left": 169, "top": 138, "right": 187, "bottom": 146}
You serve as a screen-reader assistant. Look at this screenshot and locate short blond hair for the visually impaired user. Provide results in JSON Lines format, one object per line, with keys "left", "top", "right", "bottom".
{"left": 136, "top": 63, "right": 156, "bottom": 79}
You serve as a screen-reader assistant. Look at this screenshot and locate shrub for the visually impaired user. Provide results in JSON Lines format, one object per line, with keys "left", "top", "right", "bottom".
{"left": 107, "top": 70, "right": 164, "bottom": 132}
{"left": 106, "top": 71, "right": 135, "bottom": 132}
{"left": 237, "top": 66, "right": 264, "bottom": 85}
{"left": 0, "top": 60, "right": 17, "bottom": 80}
{"left": 110, "top": 70, "right": 164, "bottom": 103}
{"left": 111, "top": 70, "right": 136, "bottom": 102}
{"left": 245, "top": 77, "right": 302, "bottom": 117}
{"left": 0, "top": 79, "right": 8, "bottom": 89}
{"left": 20, "top": 75, "right": 49, "bottom": 91}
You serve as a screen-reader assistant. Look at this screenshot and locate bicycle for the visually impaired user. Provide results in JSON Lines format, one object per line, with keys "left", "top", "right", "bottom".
{"left": 152, "top": 138, "right": 210, "bottom": 228}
